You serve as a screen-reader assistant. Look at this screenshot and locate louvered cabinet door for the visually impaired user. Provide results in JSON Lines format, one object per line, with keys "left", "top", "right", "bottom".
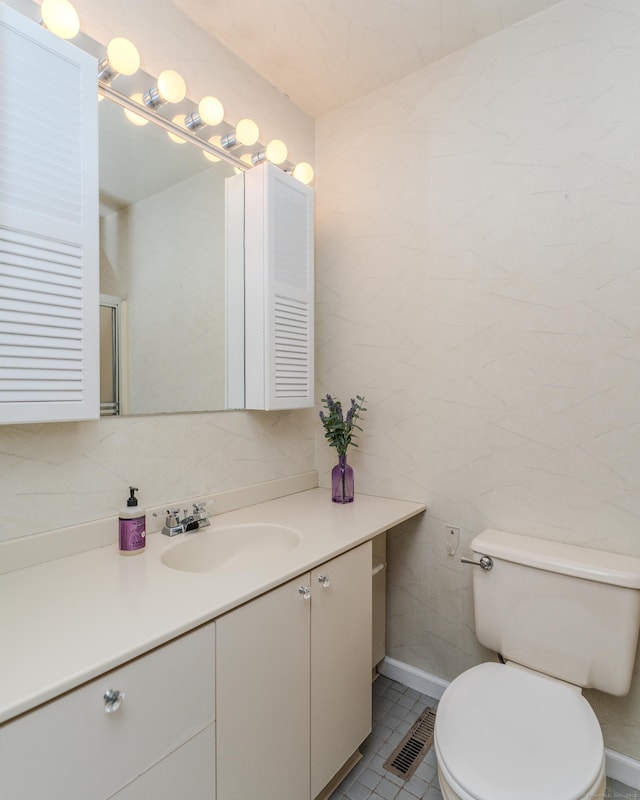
{"left": 0, "top": 4, "right": 99, "bottom": 423}
{"left": 243, "top": 162, "right": 314, "bottom": 410}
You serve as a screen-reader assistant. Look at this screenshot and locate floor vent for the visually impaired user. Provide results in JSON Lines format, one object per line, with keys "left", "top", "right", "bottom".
{"left": 383, "top": 707, "right": 436, "bottom": 781}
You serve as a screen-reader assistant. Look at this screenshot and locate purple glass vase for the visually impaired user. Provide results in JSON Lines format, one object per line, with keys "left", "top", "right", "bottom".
{"left": 331, "top": 454, "right": 354, "bottom": 503}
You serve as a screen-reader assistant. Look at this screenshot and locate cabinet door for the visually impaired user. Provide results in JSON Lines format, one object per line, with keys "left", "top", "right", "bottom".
{"left": 311, "top": 542, "right": 373, "bottom": 798}
{"left": 243, "top": 162, "right": 314, "bottom": 411}
{"left": 0, "top": 623, "right": 215, "bottom": 800}
{"left": 0, "top": 4, "right": 99, "bottom": 423}
{"left": 216, "top": 574, "right": 311, "bottom": 800}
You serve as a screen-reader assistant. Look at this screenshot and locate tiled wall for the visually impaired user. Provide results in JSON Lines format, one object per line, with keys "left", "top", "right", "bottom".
{"left": 315, "top": 0, "right": 640, "bottom": 759}
{"left": 0, "top": 0, "right": 316, "bottom": 542}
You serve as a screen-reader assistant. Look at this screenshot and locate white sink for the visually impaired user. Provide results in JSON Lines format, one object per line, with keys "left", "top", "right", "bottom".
{"left": 160, "top": 523, "right": 302, "bottom": 574}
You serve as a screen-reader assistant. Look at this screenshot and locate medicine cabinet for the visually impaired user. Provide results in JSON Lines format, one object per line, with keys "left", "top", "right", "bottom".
{"left": 0, "top": 4, "right": 314, "bottom": 424}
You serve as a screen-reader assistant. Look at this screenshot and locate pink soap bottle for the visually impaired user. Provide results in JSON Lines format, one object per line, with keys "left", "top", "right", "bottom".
{"left": 119, "top": 486, "right": 146, "bottom": 555}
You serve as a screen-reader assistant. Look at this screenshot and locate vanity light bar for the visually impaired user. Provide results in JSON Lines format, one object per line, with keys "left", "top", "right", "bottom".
{"left": 99, "top": 83, "right": 249, "bottom": 172}
{"left": 38, "top": 0, "right": 314, "bottom": 183}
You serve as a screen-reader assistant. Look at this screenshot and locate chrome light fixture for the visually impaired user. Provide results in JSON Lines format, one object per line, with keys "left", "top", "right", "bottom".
{"left": 252, "top": 139, "right": 288, "bottom": 166}
{"left": 221, "top": 118, "right": 259, "bottom": 149}
{"left": 185, "top": 96, "right": 224, "bottom": 131}
{"left": 98, "top": 37, "right": 140, "bottom": 82}
{"left": 143, "top": 69, "right": 187, "bottom": 108}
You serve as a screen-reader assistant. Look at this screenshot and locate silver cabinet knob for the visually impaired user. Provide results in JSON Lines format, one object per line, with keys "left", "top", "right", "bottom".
{"left": 317, "top": 575, "right": 330, "bottom": 588}
{"left": 298, "top": 585, "right": 311, "bottom": 600}
{"left": 103, "top": 689, "right": 125, "bottom": 713}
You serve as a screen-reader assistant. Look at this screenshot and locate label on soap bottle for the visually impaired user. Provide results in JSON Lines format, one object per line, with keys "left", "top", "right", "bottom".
{"left": 119, "top": 516, "right": 146, "bottom": 554}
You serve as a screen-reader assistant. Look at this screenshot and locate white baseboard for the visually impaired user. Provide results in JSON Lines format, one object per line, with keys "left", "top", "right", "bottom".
{"left": 378, "top": 656, "right": 449, "bottom": 700}
{"left": 606, "top": 749, "right": 640, "bottom": 791}
{"left": 378, "top": 656, "right": 640, "bottom": 790}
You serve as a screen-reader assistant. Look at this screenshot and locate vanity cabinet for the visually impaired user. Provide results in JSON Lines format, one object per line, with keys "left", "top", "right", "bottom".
{"left": 0, "top": 622, "right": 216, "bottom": 800}
{"left": 215, "top": 542, "right": 372, "bottom": 800}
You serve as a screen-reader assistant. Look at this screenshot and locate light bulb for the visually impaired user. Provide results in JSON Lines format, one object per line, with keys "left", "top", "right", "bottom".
{"left": 157, "top": 70, "right": 186, "bottom": 103}
{"left": 167, "top": 115, "right": 187, "bottom": 144}
{"left": 265, "top": 139, "right": 288, "bottom": 165}
{"left": 293, "top": 162, "right": 314, "bottom": 185}
{"left": 240, "top": 153, "right": 253, "bottom": 166}
{"left": 235, "top": 118, "right": 259, "bottom": 146}
{"left": 144, "top": 69, "right": 187, "bottom": 107}
{"left": 221, "top": 118, "right": 260, "bottom": 149}
{"left": 198, "top": 96, "right": 224, "bottom": 126}
{"left": 40, "top": 0, "right": 80, "bottom": 39}
{"left": 185, "top": 95, "right": 224, "bottom": 132}
{"left": 203, "top": 136, "right": 222, "bottom": 162}
{"left": 124, "top": 94, "right": 149, "bottom": 127}
{"left": 105, "top": 37, "right": 140, "bottom": 77}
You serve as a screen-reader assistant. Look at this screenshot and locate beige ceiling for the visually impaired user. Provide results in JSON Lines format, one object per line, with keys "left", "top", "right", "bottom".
{"left": 173, "top": 0, "right": 565, "bottom": 118}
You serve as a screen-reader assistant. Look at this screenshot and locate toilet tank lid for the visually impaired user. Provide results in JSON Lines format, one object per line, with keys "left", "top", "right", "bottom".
{"left": 472, "top": 529, "right": 640, "bottom": 589}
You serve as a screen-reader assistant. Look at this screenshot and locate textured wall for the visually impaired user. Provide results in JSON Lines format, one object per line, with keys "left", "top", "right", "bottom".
{"left": 0, "top": 0, "right": 316, "bottom": 542}
{"left": 315, "top": 0, "right": 640, "bottom": 758}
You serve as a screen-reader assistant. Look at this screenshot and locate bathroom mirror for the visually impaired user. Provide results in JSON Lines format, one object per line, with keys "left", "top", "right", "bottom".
{"left": 98, "top": 94, "right": 237, "bottom": 415}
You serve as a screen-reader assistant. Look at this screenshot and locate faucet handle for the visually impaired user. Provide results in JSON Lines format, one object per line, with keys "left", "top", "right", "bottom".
{"left": 154, "top": 508, "right": 185, "bottom": 536}
{"left": 192, "top": 500, "right": 215, "bottom": 513}
{"left": 190, "top": 501, "right": 211, "bottom": 528}
{"left": 153, "top": 508, "right": 181, "bottom": 526}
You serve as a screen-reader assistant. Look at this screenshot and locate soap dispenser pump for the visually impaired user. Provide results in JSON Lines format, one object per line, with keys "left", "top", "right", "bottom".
{"left": 119, "top": 486, "right": 146, "bottom": 555}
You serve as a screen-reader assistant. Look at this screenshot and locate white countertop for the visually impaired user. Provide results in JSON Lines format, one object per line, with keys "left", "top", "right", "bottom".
{"left": 0, "top": 488, "right": 425, "bottom": 724}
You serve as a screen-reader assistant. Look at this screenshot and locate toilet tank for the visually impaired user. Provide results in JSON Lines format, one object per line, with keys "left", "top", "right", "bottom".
{"left": 470, "top": 529, "right": 640, "bottom": 695}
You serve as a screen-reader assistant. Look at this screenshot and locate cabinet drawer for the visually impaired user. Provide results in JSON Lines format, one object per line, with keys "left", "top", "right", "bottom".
{"left": 0, "top": 622, "right": 215, "bottom": 800}
{"left": 112, "top": 724, "right": 215, "bottom": 800}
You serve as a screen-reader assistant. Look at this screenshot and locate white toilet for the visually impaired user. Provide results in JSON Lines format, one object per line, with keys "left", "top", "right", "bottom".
{"left": 434, "top": 529, "right": 640, "bottom": 800}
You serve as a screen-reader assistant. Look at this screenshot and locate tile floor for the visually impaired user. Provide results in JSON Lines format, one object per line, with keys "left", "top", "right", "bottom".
{"left": 329, "top": 675, "right": 638, "bottom": 800}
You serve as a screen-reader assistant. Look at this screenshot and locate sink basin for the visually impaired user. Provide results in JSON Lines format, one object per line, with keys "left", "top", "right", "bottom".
{"left": 160, "top": 523, "right": 302, "bottom": 574}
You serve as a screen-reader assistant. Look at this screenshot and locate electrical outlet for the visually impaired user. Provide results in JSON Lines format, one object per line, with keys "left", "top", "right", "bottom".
{"left": 446, "top": 525, "right": 460, "bottom": 556}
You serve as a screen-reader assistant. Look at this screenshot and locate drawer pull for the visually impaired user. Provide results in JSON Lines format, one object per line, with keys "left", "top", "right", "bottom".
{"left": 298, "top": 585, "right": 311, "bottom": 600}
{"left": 317, "top": 575, "right": 331, "bottom": 588}
{"left": 103, "top": 689, "right": 125, "bottom": 713}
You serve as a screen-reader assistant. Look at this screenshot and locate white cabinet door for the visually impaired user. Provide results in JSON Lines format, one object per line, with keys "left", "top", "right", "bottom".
{"left": 226, "top": 162, "right": 314, "bottom": 411}
{"left": 0, "top": 4, "right": 99, "bottom": 423}
{"left": 0, "top": 623, "right": 215, "bottom": 800}
{"left": 216, "top": 543, "right": 374, "bottom": 800}
{"left": 311, "top": 542, "right": 373, "bottom": 797}
{"left": 216, "top": 573, "right": 311, "bottom": 800}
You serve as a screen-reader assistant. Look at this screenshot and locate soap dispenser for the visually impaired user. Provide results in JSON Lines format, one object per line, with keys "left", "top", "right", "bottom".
{"left": 119, "top": 486, "right": 146, "bottom": 555}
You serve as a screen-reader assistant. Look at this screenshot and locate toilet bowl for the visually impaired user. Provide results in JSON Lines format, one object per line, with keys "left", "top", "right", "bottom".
{"left": 434, "top": 662, "right": 606, "bottom": 800}
{"left": 432, "top": 529, "right": 640, "bottom": 800}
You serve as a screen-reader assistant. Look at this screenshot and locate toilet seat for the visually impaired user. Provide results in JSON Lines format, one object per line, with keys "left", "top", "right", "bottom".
{"left": 434, "top": 662, "right": 604, "bottom": 800}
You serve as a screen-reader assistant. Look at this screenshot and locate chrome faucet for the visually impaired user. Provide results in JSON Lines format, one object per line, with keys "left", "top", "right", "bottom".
{"left": 154, "top": 508, "right": 185, "bottom": 537}
{"left": 181, "top": 502, "right": 211, "bottom": 533}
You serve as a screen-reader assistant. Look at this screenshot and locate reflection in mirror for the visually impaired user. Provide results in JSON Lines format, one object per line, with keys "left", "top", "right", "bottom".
{"left": 98, "top": 95, "right": 237, "bottom": 415}
{"left": 99, "top": 295, "right": 121, "bottom": 415}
